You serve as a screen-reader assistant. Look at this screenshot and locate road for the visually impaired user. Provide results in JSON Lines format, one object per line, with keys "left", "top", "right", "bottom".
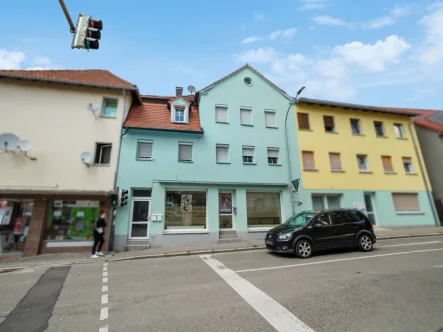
{"left": 0, "top": 236, "right": 442, "bottom": 332}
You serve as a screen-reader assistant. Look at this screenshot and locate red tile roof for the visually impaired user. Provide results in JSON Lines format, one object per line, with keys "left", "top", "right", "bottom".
{"left": 124, "top": 95, "right": 203, "bottom": 132}
{"left": 0, "top": 69, "right": 137, "bottom": 90}
{"left": 379, "top": 107, "right": 443, "bottom": 133}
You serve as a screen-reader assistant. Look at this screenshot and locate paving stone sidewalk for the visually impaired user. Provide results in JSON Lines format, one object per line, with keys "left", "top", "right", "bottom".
{"left": 0, "top": 226, "right": 441, "bottom": 270}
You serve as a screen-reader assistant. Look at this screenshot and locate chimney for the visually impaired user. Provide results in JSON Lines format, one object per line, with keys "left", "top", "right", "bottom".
{"left": 176, "top": 86, "right": 183, "bottom": 96}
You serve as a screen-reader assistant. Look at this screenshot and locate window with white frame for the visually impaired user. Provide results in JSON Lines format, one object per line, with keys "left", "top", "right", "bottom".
{"left": 216, "top": 144, "right": 229, "bottom": 163}
{"left": 374, "top": 121, "right": 385, "bottom": 137}
{"left": 174, "top": 106, "right": 186, "bottom": 123}
{"left": 178, "top": 142, "right": 193, "bottom": 162}
{"left": 264, "top": 110, "right": 277, "bottom": 128}
{"left": 240, "top": 108, "right": 252, "bottom": 125}
{"left": 102, "top": 99, "right": 118, "bottom": 118}
{"left": 267, "top": 148, "right": 279, "bottom": 165}
{"left": 312, "top": 195, "right": 342, "bottom": 210}
{"left": 137, "top": 141, "right": 153, "bottom": 160}
{"left": 402, "top": 157, "right": 413, "bottom": 173}
{"left": 94, "top": 143, "right": 112, "bottom": 164}
{"left": 215, "top": 105, "right": 228, "bottom": 123}
{"left": 350, "top": 118, "right": 361, "bottom": 135}
{"left": 357, "top": 154, "right": 369, "bottom": 171}
{"left": 394, "top": 123, "right": 405, "bottom": 138}
{"left": 242, "top": 146, "right": 255, "bottom": 164}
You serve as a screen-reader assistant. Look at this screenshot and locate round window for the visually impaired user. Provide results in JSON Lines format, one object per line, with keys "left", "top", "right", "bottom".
{"left": 244, "top": 77, "right": 252, "bottom": 85}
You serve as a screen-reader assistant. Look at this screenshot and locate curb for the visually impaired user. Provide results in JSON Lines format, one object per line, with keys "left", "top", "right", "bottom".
{"left": 376, "top": 232, "right": 443, "bottom": 240}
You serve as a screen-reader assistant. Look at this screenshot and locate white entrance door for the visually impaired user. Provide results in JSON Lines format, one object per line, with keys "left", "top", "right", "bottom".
{"left": 219, "top": 191, "right": 234, "bottom": 229}
{"left": 364, "top": 193, "right": 377, "bottom": 225}
{"left": 129, "top": 199, "right": 150, "bottom": 238}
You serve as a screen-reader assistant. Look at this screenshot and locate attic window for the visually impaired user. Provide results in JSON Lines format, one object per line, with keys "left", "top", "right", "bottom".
{"left": 171, "top": 103, "right": 189, "bottom": 124}
{"left": 244, "top": 77, "right": 252, "bottom": 86}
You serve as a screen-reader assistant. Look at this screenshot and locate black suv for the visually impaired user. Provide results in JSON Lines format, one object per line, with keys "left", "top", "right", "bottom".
{"left": 265, "top": 209, "right": 376, "bottom": 258}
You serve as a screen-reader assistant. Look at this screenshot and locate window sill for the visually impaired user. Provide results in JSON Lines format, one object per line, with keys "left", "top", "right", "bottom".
{"left": 384, "top": 171, "right": 397, "bottom": 175}
{"left": 172, "top": 121, "right": 188, "bottom": 125}
{"left": 137, "top": 158, "right": 153, "bottom": 161}
{"left": 325, "top": 131, "right": 338, "bottom": 134}
{"left": 396, "top": 212, "right": 424, "bottom": 215}
{"left": 163, "top": 229, "right": 209, "bottom": 235}
{"left": 216, "top": 121, "right": 229, "bottom": 124}
{"left": 241, "top": 124, "right": 254, "bottom": 127}
{"left": 352, "top": 133, "right": 365, "bottom": 136}
{"left": 248, "top": 227, "right": 273, "bottom": 232}
{"left": 406, "top": 172, "right": 418, "bottom": 176}
{"left": 268, "top": 164, "right": 282, "bottom": 166}
{"left": 331, "top": 169, "right": 345, "bottom": 172}
{"left": 217, "top": 162, "right": 231, "bottom": 165}
{"left": 359, "top": 170, "right": 373, "bottom": 174}
{"left": 298, "top": 128, "right": 312, "bottom": 131}
{"left": 396, "top": 137, "right": 408, "bottom": 140}
{"left": 92, "top": 164, "right": 111, "bottom": 167}
{"left": 243, "top": 162, "right": 257, "bottom": 166}
{"left": 266, "top": 126, "right": 279, "bottom": 129}
{"left": 99, "top": 115, "right": 117, "bottom": 119}
{"left": 376, "top": 136, "right": 389, "bottom": 139}
{"left": 304, "top": 168, "right": 319, "bottom": 172}
{"left": 178, "top": 160, "right": 193, "bottom": 163}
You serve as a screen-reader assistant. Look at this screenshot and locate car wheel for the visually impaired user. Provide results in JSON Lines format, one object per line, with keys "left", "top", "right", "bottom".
{"left": 358, "top": 234, "right": 373, "bottom": 252}
{"left": 295, "top": 239, "right": 313, "bottom": 259}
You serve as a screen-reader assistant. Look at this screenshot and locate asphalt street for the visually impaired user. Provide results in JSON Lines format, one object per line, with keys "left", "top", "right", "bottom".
{"left": 0, "top": 236, "right": 442, "bottom": 332}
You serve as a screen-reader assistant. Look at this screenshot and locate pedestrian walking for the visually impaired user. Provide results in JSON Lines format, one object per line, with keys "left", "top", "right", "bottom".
{"left": 91, "top": 212, "right": 107, "bottom": 258}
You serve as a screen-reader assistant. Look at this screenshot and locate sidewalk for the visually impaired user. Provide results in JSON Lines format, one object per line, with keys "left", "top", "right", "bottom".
{"left": 1, "top": 226, "right": 442, "bottom": 270}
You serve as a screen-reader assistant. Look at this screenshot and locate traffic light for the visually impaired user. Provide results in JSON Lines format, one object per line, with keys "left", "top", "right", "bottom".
{"left": 71, "top": 13, "right": 103, "bottom": 50}
{"left": 120, "top": 189, "right": 129, "bottom": 207}
{"left": 111, "top": 194, "right": 118, "bottom": 207}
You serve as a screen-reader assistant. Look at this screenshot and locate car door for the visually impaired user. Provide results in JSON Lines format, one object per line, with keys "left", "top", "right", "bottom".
{"left": 329, "top": 211, "right": 357, "bottom": 246}
{"left": 308, "top": 212, "right": 339, "bottom": 249}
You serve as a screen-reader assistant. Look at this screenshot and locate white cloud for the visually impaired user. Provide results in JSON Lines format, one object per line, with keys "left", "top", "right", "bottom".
{"left": 299, "top": 0, "right": 327, "bottom": 11}
{"left": 365, "top": 16, "right": 396, "bottom": 29}
{"left": 312, "top": 16, "right": 348, "bottom": 26}
{"left": 269, "top": 31, "right": 282, "bottom": 40}
{"left": 234, "top": 48, "right": 278, "bottom": 63}
{"left": 363, "top": 5, "right": 411, "bottom": 29}
{"left": 253, "top": 13, "right": 264, "bottom": 21}
{"left": 418, "top": 8, "right": 443, "bottom": 65}
{"left": 314, "top": 58, "right": 348, "bottom": 79}
{"left": 268, "top": 28, "right": 297, "bottom": 41}
{"left": 241, "top": 36, "right": 262, "bottom": 44}
{"left": 333, "top": 35, "right": 411, "bottom": 71}
{"left": 0, "top": 49, "right": 26, "bottom": 69}
{"left": 33, "top": 56, "right": 52, "bottom": 66}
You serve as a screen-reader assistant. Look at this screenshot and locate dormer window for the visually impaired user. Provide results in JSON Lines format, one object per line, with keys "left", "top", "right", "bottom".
{"left": 170, "top": 98, "right": 190, "bottom": 124}
{"left": 174, "top": 106, "right": 185, "bottom": 123}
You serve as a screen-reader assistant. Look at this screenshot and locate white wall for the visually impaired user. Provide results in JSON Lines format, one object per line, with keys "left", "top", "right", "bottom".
{"left": 0, "top": 79, "right": 132, "bottom": 193}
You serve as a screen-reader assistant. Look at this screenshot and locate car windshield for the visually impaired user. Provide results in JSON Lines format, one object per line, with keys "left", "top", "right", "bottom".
{"left": 283, "top": 212, "right": 316, "bottom": 227}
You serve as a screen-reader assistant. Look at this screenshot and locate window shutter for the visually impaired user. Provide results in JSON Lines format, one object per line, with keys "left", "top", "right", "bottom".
{"left": 171, "top": 105, "right": 175, "bottom": 123}
{"left": 179, "top": 144, "right": 192, "bottom": 161}
{"left": 302, "top": 151, "right": 315, "bottom": 170}
{"left": 138, "top": 142, "right": 152, "bottom": 159}
{"left": 329, "top": 153, "right": 342, "bottom": 170}
{"left": 240, "top": 108, "right": 252, "bottom": 125}
{"left": 216, "top": 146, "right": 229, "bottom": 163}
{"left": 324, "top": 116, "right": 334, "bottom": 127}
{"left": 265, "top": 112, "right": 276, "bottom": 127}
{"left": 184, "top": 106, "right": 189, "bottom": 124}
{"left": 215, "top": 106, "right": 228, "bottom": 122}
{"left": 297, "top": 113, "right": 310, "bottom": 130}
{"left": 267, "top": 149, "right": 279, "bottom": 158}
{"left": 382, "top": 156, "right": 393, "bottom": 172}
{"left": 392, "top": 193, "right": 420, "bottom": 212}
{"left": 242, "top": 147, "right": 254, "bottom": 157}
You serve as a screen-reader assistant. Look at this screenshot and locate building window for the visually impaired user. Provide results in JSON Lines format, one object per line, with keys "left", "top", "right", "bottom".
{"left": 246, "top": 192, "right": 281, "bottom": 228}
{"left": 323, "top": 116, "right": 335, "bottom": 132}
{"left": 302, "top": 151, "right": 316, "bottom": 170}
{"left": 357, "top": 154, "right": 368, "bottom": 171}
{"left": 402, "top": 157, "right": 414, "bottom": 173}
{"left": 329, "top": 153, "right": 342, "bottom": 171}
{"left": 381, "top": 155, "right": 394, "bottom": 173}
{"left": 297, "top": 113, "right": 310, "bottom": 130}
{"left": 267, "top": 148, "right": 279, "bottom": 165}
{"left": 374, "top": 121, "right": 385, "bottom": 137}
{"left": 94, "top": 143, "right": 112, "bottom": 164}
{"left": 350, "top": 119, "right": 361, "bottom": 135}
{"left": 45, "top": 200, "right": 103, "bottom": 240}
{"left": 137, "top": 141, "right": 153, "bottom": 160}
{"left": 102, "top": 99, "right": 118, "bottom": 118}
{"left": 264, "top": 110, "right": 277, "bottom": 128}
{"left": 216, "top": 144, "right": 229, "bottom": 163}
{"left": 242, "top": 146, "right": 255, "bottom": 164}
{"left": 165, "top": 191, "right": 207, "bottom": 229}
{"left": 392, "top": 193, "right": 420, "bottom": 212}
{"left": 240, "top": 108, "right": 252, "bottom": 125}
{"left": 312, "top": 195, "right": 342, "bottom": 210}
{"left": 178, "top": 143, "right": 193, "bottom": 162}
{"left": 394, "top": 123, "right": 405, "bottom": 138}
{"left": 174, "top": 107, "right": 185, "bottom": 123}
{"left": 215, "top": 105, "right": 228, "bottom": 123}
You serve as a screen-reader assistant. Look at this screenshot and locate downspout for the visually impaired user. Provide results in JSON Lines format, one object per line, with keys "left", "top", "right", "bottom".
{"left": 408, "top": 122, "right": 439, "bottom": 226}
{"left": 284, "top": 99, "right": 296, "bottom": 214}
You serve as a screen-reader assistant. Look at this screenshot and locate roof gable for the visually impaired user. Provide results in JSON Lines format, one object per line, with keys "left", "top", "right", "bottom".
{"left": 169, "top": 97, "right": 189, "bottom": 106}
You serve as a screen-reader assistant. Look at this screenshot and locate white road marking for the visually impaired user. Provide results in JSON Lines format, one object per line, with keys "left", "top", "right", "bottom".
{"left": 435, "top": 265, "right": 443, "bottom": 268}
{"left": 102, "top": 277, "right": 108, "bottom": 283}
{"left": 104, "top": 262, "right": 108, "bottom": 267}
{"left": 378, "top": 241, "right": 441, "bottom": 248}
{"left": 236, "top": 248, "right": 443, "bottom": 273}
{"left": 101, "top": 294, "right": 108, "bottom": 305}
{"left": 102, "top": 285, "right": 108, "bottom": 292}
{"left": 103, "top": 266, "right": 108, "bottom": 271}
{"left": 201, "top": 255, "right": 315, "bottom": 332}
{"left": 99, "top": 326, "right": 108, "bottom": 332}
{"left": 100, "top": 307, "right": 108, "bottom": 320}
{"left": 103, "top": 271, "right": 108, "bottom": 277}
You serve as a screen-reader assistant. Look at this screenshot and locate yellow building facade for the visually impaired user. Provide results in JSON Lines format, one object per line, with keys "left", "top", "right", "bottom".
{"left": 293, "top": 98, "right": 439, "bottom": 227}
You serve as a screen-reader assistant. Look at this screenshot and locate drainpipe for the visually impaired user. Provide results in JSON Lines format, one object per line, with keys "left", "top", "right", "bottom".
{"left": 284, "top": 99, "right": 296, "bottom": 215}
{"left": 408, "top": 122, "right": 439, "bottom": 226}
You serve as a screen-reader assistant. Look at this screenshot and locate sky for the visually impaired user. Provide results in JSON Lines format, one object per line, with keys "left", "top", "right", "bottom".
{"left": 0, "top": 0, "right": 443, "bottom": 109}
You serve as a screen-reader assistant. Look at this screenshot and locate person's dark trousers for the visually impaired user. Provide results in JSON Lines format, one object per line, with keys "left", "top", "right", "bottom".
{"left": 92, "top": 231, "right": 105, "bottom": 255}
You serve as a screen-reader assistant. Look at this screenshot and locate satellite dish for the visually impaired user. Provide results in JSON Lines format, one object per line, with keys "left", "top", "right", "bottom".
{"left": 0, "top": 133, "right": 20, "bottom": 151}
{"left": 18, "top": 140, "right": 32, "bottom": 152}
{"left": 187, "top": 85, "right": 196, "bottom": 94}
{"left": 87, "top": 103, "right": 100, "bottom": 113}
{"left": 80, "top": 152, "right": 93, "bottom": 165}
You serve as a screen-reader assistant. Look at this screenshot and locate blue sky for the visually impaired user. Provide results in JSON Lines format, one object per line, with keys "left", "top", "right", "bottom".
{"left": 1, "top": 0, "right": 443, "bottom": 109}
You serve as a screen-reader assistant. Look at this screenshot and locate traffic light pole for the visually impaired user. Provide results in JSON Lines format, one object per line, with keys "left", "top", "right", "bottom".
{"left": 58, "top": 0, "right": 76, "bottom": 33}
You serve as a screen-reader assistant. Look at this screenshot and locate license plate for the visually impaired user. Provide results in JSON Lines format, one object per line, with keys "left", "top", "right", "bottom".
{"left": 265, "top": 240, "right": 273, "bottom": 245}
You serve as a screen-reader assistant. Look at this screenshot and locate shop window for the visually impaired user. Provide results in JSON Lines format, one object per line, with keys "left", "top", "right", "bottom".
{"left": 165, "top": 191, "right": 207, "bottom": 229}
{"left": 246, "top": 192, "right": 281, "bottom": 228}
{"left": 45, "top": 200, "right": 103, "bottom": 240}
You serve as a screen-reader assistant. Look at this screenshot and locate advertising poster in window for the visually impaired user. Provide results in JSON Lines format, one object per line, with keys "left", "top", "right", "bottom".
{"left": 181, "top": 194, "right": 192, "bottom": 212}
{"left": 219, "top": 193, "right": 232, "bottom": 214}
